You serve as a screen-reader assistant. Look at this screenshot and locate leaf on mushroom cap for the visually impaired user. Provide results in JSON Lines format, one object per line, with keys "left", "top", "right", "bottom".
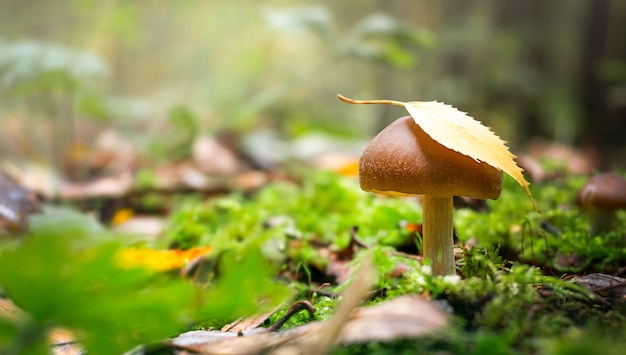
{"left": 337, "top": 94, "right": 537, "bottom": 211}
{"left": 403, "top": 101, "right": 536, "bottom": 210}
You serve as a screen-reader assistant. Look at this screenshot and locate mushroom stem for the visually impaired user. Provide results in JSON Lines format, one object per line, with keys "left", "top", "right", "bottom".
{"left": 590, "top": 209, "right": 615, "bottom": 235}
{"left": 422, "top": 195, "right": 455, "bottom": 276}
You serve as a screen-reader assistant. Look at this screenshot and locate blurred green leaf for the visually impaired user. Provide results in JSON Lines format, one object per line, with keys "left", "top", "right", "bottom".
{"left": 0, "top": 205, "right": 298, "bottom": 353}
{"left": 0, "top": 211, "right": 194, "bottom": 354}
{"left": 144, "top": 105, "right": 199, "bottom": 162}
{"left": 29, "top": 206, "right": 107, "bottom": 240}
{"left": 200, "top": 247, "right": 290, "bottom": 320}
{"left": 0, "top": 316, "right": 18, "bottom": 344}
{"left": 0, "top": 39, "right": 107, "bottom": 95}
{"left": 262, "top": 6, "right": 334, "bottom": 43}
{"left": 351, "top": 13, "right": 434, "bottom": 48}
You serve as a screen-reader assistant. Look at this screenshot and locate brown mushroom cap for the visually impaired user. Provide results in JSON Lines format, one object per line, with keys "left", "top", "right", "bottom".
{"left": 576, "top": 172, "right": 626, "bottom": 210}
{"left": 359, "top": 116, "right": 503, "bottom": 199}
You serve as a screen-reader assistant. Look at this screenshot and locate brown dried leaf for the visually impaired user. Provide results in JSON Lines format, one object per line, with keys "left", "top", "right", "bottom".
{"left": 340, "top": 295, "right": 448, "bottom": 344}
{"left": 0, "top": 172, "right": 41, "bottom": 233}
{"left": 221, "top": 307, "right": 281, "bottom": 333}
{"left": 572, "top": 273, "right": 626, "bottom": 303}
{"left": 172, "top": 295, "right": 447, "bottom": 355}
{"left": 192, "top": 136, "right": 243, "bottom": 175}
{"left": 50, "top": 328, "right": 82, "bottom": 355}
{"left": 59, "top": 172, "right": 133, "bottom": 199}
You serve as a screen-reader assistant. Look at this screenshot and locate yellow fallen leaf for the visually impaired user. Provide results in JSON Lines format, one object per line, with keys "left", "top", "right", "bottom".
{"left": 111, "top": 208, "right": 135, "bottom": 225}
{"left": 337, "top": 94, "right": 537, "bottom": 210}
{"left": 116, "top": 246, "right": 212, "bottom": 271}
{"left": 337, "top": 160, "right": 359, "bottom": 177}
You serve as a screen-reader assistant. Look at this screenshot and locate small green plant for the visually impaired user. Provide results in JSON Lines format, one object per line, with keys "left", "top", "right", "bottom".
{"left": 458, "top": 245, "right": 506, "bottom": 279}
{"left": 0, "top": 39, "right": 107, "bottom": 178}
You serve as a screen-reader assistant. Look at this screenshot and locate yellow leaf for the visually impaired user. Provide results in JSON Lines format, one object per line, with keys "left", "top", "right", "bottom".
{"left": 337, "top": 94, "right": 537, "bottom": 210}
{"left": 116, "top": 246, "right": 212, "bottom": 271}
{"left": 338, "top": 160, "right": 359, "bottom": 177}
{"left": 403, "top": 101, "right": 536, "bottom": 210}
{"left": 111, "top": 208, "right": 135, "bottom": 225}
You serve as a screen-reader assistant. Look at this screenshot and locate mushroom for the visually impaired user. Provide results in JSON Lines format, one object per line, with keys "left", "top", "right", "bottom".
{"left": 359, "top": 116, "right": 503, "bottom": 275}
{"left": 575, "top": 172, "right": 626, "bottom": 235}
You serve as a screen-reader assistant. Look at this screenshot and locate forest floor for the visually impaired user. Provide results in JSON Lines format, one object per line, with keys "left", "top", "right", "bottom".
{"left": 0, "top": 130, "right": 625, "bottom": 355}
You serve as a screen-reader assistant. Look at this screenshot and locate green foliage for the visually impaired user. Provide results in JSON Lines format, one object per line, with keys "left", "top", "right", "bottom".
{"left": 267, "top": 296, "right": 337, "bottom": 331}
{"left": 144, "top": 105, "right": 200, "bottom": 162}
{"left": 0, "top": 207, "right": 289, "bottom": 354}
{"left": 455, "top": 175, "right": 531, "bottom": 247}
{"left": 200, "top": 247, "right": 290, "bottom": 320}
{"left": 262, "top": 7, "right": 433, "bottom": 69}
{"left": 0, "top": 317, "right": 17, "bottom": 345}
{"left": 0, "top": 39, "right": 106, "bottom": 97}
{"left": 346, "top": 13, "right": 435, "bottom": 68}
{"left": 0, "top": 228, "right": 193, "bottom": 354}
{"left": 457, "top": 245, "right": 506, "bottom": 279}
{"left": 0, "top": 39, "right": 110, "bottom": 178}
{"left": 163, "top": 171, "right": 422, "bottom": 270}
{"left": 455, "top": 173, "right": 626, "bottom": 270}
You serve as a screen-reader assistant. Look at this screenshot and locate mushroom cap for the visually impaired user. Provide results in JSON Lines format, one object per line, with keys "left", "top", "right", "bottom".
{"left": 576, "top": 172, "right": 626, "bottom": 210}
{"left": 359, "top": 116, "right": 503, "bottom": 199}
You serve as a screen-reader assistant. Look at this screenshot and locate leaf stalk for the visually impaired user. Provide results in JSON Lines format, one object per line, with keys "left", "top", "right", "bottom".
{"left": 337, "top": 94, "right": 405, "bottom": 107}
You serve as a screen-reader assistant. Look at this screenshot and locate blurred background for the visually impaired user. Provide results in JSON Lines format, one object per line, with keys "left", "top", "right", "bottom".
{"left": 0, "top": 0, "right": 625, "bottom": 186}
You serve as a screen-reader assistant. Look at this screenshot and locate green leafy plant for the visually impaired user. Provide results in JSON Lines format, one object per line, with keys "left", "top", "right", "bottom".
{"left": 262, "top": 6, "right": 434, "bottom": 69}
{"left": 0, "top": 233, "right": 192, "bottom": 354}
{"left": 0, "top": 39, "right": 108, "bottom": 178}
{"left": 0, "top": 207, "right": 289, "bottom": 354}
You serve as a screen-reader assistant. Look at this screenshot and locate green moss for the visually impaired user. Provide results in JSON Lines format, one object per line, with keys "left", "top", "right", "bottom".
{"left": 161, "top": 171, "right": 423, "bottom": 271}
{"left": 9, "top": 172, "right": 612, "bottom": 354}
{"left": 455, "top": 173, "right": 626, "bottom": 271}
{"left": 123, "top": 170, "right": 626, "bottom": 353}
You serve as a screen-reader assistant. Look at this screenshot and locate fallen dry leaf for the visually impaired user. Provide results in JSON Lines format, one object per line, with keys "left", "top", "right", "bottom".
{"left": 92, "top": 129, "right": 139, "bottom": 172}
{"left": 572, "top": 273, "right": 626, "bottom": 303}
{"left": 171, "top": 295, "right": 447, "bottom": 355}
{"left": 311, "top": 153, "right": 360, "bottom": 176}
{"left": 0, "top": 172, "right": 41, "bottom": 233}
{"left": 59, "top": 171, "right": 133, "bottom": 199}
{"left": 524, "top": 138, "right": 598, "bottom": 176}
{"left": 111, "top": 215, "right": 165, "bottom": 241}
{"left": 50, "top": 328, "right": 82, "bottom": 355}
{"left": 0, "top": 297, "right": 18, "bottom": 319}
{"left": 231, "top": 170, "right": 269, "bottom": 191}
{"left": 1, "top": 162, "right": 60, "bottom": 199}
{"left": 192, "top": 136, "right": 243, "bottom": 176}
{"left": 340, "top": 295, "right": 448, "bottom": 344}
{"left": 221, "top": 307, "right": 282, "bottom": 333}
